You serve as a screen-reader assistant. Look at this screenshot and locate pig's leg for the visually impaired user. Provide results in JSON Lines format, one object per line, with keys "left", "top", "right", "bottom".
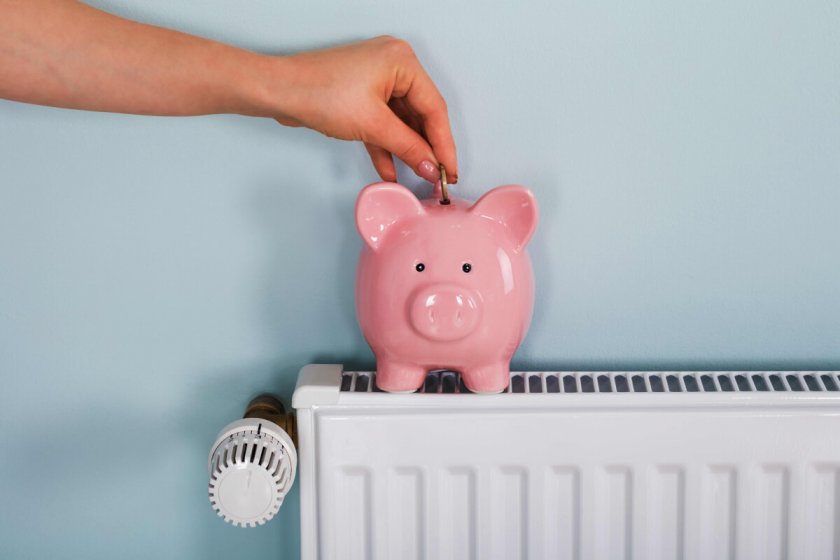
{"left": 375, "top": 361, "right": 427, "bottom": 393}
{"left": 462, "top": 363, "right": 511, "bottom": 394}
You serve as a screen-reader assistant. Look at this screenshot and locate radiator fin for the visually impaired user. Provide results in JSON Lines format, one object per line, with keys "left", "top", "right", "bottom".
{"left": 652, "top": 467, "right": 685, "bottom": 560}
{"left": 491, "top": 467, "right": 528, "bottom": 560}
{"left": 388, "top": 468, "right": 425, "bottom": 560}
{"left": 812, "top": 466, "right": 840, "bottom": 559}
{"left": 602, "top": 468, "right": 632, "bottom": 560}
{"left": 708, "top": 467, "right": 737, "bottom": 560}
{"left": 545, "top": 467, "right": 580, "bottom": 559}
{"left": 440, "top": 467, "right": 476, "bottom": 560}
{"left": 757, "top": 466, "right": 790, "bottom": 560}
{"left": 334, "top": 468, "right": 372, "bottom": 560}
{"left": 342, "top": 371, "right": 840, "bottom": 394}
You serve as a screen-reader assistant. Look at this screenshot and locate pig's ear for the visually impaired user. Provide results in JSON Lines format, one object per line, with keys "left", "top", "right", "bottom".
{"left": 356, "top": 182, "right": 425, "bottom": 251}
{"left": 469, "top": 185, "right": 538, "bottom": 252}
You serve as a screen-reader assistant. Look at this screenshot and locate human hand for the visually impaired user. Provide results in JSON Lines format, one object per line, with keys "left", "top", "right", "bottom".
{"left": 0, "top": 2, "right": 456, "bottom": 183}
{"left": 267, "top": 36, "right": 458, "bottom": 184}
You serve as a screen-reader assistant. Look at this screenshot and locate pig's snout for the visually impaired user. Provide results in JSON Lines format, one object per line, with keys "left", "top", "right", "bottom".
{"left": 409, "top": 285, "right": 481, "bottom": 342}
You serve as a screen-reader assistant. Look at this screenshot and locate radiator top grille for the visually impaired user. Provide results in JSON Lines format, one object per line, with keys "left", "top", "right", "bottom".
{"left": 340, "top": 370, "right": 840, "bottom": 394}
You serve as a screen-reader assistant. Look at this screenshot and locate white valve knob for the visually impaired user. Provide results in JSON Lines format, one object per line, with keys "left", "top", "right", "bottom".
{"left": 208, "top": 410, "right": 297, "bottom": 527}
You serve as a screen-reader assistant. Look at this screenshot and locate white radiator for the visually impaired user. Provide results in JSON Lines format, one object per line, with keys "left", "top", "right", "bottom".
{"left": 291, "top": 365, "right": 840, "bottom": 560}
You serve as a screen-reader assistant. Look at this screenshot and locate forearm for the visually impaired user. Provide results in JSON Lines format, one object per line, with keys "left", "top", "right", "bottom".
{"left": 0, "top": 0, "right": 282, "bottom": 117}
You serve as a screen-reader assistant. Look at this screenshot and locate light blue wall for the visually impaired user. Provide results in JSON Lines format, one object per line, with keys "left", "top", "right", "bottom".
{"left": 1, "top": 0, "right": 838, "bottom": 557}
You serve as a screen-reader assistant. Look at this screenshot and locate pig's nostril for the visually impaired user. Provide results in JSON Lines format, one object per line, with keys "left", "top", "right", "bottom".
{"left": 428, "top": 309, "right": 435, "bottom": 323}
{"left": 455, "top": 309, "right": 462, "bottom": 325}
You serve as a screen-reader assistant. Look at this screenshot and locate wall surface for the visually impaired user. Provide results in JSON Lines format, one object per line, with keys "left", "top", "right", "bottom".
{"left": 1, "top": 0, "right": 838, "bottom": 558}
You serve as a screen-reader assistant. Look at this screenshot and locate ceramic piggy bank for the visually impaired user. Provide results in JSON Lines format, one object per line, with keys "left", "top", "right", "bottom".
{"left": 355, "top": 181, "right": 538, "bottom": 393}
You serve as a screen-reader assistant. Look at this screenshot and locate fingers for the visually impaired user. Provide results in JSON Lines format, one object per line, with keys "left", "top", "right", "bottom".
{"left": 364, "top": 143, "right": 396, "bottom": 182}
{"left": 364, "top": 106, "right": 440, "bottom": 183}
{"left": 388, "top": 97, "right": 423, "bottom": 137}
{"left": 400, "top": 65, "right": 458, "bottom": 183}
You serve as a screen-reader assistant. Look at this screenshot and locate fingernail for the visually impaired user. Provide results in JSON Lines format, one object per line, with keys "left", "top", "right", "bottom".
{"left": 417, "top": 160, "right": 440, "bottom": 183}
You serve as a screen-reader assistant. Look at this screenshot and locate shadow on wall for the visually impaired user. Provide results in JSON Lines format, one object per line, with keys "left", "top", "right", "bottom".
{"left": 513, "top": 170, "right": 560, "bottom": 369}
{"left": 248, "top": 171, "right": 373, "bottom": 369}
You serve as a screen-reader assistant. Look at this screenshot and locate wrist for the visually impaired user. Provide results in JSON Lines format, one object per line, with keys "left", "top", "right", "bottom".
{"left": 238, "top": 53, "right": 304, "bottom": 122}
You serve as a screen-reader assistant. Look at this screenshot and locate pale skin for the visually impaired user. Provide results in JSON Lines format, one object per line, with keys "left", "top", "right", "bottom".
{"left": 0, "top": 0, "right": 458, "bottom": 184}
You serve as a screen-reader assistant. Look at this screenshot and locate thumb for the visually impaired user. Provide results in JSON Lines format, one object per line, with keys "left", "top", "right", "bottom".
{"left": 364, "top": 107, "right": 440, "bottom": 183}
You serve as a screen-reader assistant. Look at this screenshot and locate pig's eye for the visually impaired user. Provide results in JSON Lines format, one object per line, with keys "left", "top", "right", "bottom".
{"left": 462, "top": 263, "right": 472, "bottom": 273}
{"left": 415, "top": 263, "right": 425, "bottom": 272}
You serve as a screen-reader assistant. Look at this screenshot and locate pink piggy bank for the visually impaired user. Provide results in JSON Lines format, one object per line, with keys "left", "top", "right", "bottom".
{"left": 355, "top": 181, "right": 538, "bottom": 394}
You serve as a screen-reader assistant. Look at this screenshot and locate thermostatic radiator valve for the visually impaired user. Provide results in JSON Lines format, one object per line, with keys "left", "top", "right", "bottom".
{"left": 208, "top": 395, "right": 297, "bottom": 527}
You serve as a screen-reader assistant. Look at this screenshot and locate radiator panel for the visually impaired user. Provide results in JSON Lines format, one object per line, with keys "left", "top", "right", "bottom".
{"left": 293, "top": 366, "right": 840, "bottom": 560}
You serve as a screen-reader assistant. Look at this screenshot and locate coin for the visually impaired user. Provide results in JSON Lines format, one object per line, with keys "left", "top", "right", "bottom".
{"left": 439, "top": 163, "right": 450, "bottom": 205}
